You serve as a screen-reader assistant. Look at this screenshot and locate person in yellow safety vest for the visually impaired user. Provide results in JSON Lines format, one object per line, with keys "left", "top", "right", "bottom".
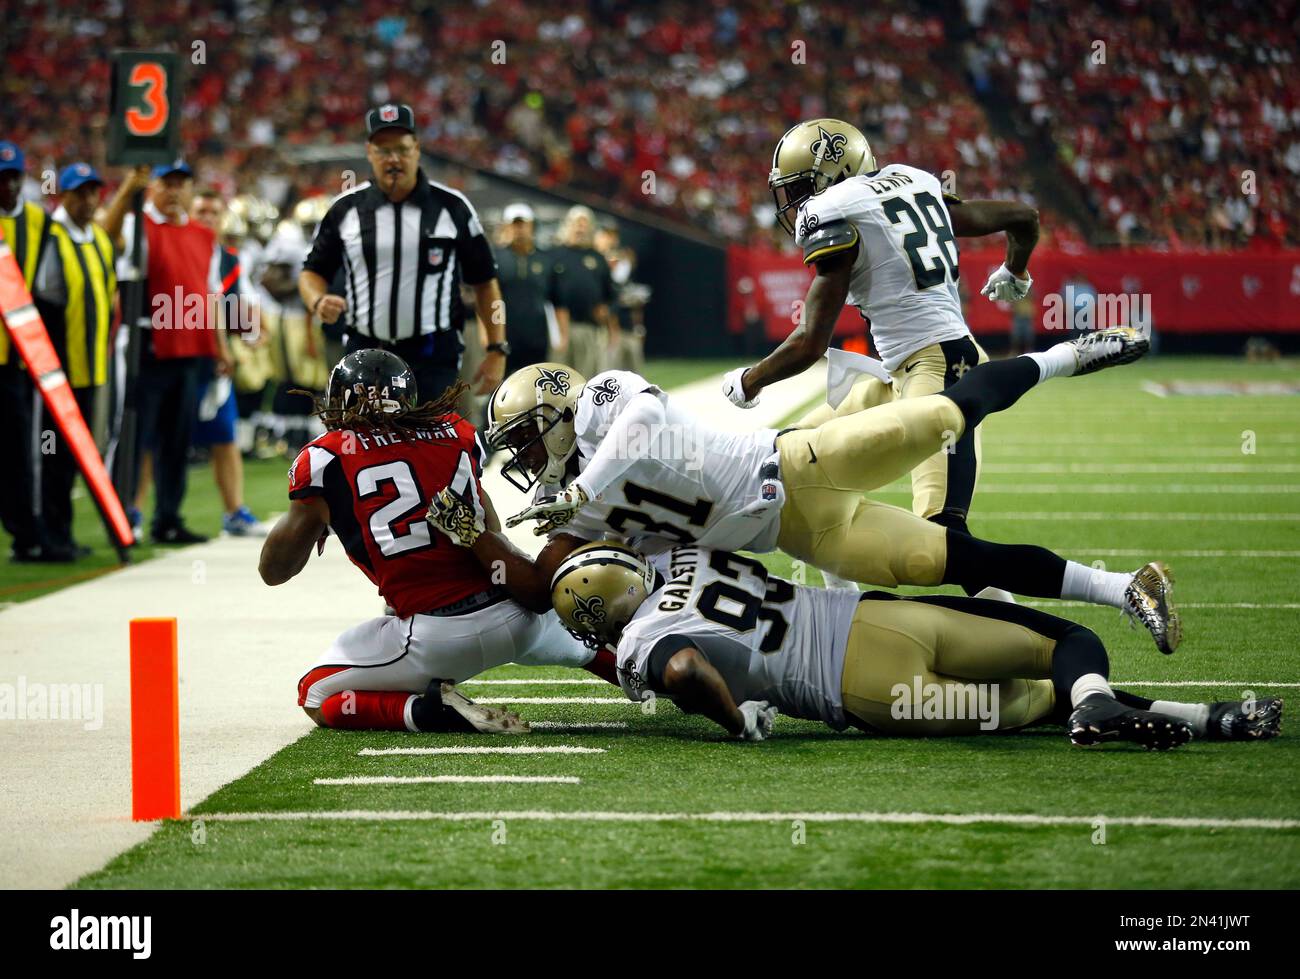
{"left": 0, "top": 140, "right": 55, "bottom": 562}
{"left": 31, "top": 163, "right": 117, "bottom": 560}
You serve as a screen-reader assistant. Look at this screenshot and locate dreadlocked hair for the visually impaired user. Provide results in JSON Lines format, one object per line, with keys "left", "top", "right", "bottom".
{"left": 292, "top": 381, "right": 470, "bottom": 434}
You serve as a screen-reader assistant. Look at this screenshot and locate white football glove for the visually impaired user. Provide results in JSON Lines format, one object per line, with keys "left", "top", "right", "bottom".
{"left": 737, "top": 700, "right": 778, "bottom": 741}
{"left": 506, "top": 484, "right": 590, "bottom": 536}
{"left": 722, "top": 366, "right": 760, "bottom": 409}
{"left": 980, "top": 264, "right": 1032, "bottom": 302}
{"left": 426, "top": 483, "right": 487, "bottom": 548}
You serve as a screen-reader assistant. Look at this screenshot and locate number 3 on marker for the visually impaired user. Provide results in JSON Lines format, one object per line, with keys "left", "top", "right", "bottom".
{"left": 125, "top": 62, "right": 169, "bottom": 137}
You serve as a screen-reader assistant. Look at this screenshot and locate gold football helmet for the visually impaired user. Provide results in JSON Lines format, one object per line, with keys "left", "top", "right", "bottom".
{"left": 550, "top": 541, "right": 657, "bottom": 648}
{"left": 769, "top": 118, "right": 876, "bottom": 235}
{"left": 485, "top": 363, "right": 587, "bottom": 492}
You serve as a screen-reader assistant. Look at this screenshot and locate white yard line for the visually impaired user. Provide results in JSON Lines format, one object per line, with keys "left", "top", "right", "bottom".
{"left": 1059, "top": 549, "right": 1300, "bottom": 558}
{"left": 1023, "top": 601, "right": 1300, "bottom": 609}
{"left": 460, "top": 678, "right": 608, "bottom": 686}
{"left": 982, "top": 464, "right": 1300, "bottom": 473}
{"left": 1112, "top": 681, "right": 1300, "bottom": 688}
{"left": 194, "top": 809, "right": 1300, "bottom": 831}
{"left": 972, "top": 512, "right": 1300, "bottom": 521}
{"left": 876, "top": 485, "right": 1300, "bottom": 494}
{"left": 529, "top": 721, "right": 628, "bottom": 731}
{"left": 314, "top": 775, "right": 581, "bottom": 786}
{"left": 357, "top": 745, "right": 606, "bottom": 755}
{"left": 476, "top": 696, "right": 633, "bottom": 705}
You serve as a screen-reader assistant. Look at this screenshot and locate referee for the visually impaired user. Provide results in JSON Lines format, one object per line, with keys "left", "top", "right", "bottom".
{"left": 298, "top": 103, "right": 508, "bottom": 399}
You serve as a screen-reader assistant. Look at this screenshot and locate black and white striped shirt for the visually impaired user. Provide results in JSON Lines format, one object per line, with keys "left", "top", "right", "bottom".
{"left": 303, "top": 170, "right": 496, "bottom": 342}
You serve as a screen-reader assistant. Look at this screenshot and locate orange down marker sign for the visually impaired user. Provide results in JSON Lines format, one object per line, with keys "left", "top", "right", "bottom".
{"left": 130, "top": 618, "right": 180, "bottom": 820}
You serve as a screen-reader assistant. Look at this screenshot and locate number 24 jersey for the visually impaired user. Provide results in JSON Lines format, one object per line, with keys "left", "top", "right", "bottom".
{"left": 288, "top": 417, "right": 492, "bottom": 618}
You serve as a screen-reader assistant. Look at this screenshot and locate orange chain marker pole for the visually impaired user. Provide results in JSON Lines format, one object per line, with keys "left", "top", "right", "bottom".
{"left": 130, "top": 618, "right": 180, "bottom": 820}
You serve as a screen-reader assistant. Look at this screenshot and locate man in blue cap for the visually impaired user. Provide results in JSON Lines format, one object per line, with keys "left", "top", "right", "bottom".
{"left": 32, "top": 163, "right": 117, "bottom": 558}
{"left": 0, "top": 140, "right": 56, "bottom": 561}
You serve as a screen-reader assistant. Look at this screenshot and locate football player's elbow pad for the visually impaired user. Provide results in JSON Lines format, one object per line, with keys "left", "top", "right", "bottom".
{"left": 801, "top": 219, "right": 858, "bottom": 266}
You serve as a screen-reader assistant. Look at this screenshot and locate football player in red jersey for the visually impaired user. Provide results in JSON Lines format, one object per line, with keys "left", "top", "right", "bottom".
{"left": 259, "top": 349, "right": 601, "bottom": 732}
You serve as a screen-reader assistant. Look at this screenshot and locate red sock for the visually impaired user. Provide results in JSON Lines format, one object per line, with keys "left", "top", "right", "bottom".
{"left": 583, "top": 645, "right": 619, "bottom": 687}
{"left": 318, "top": 690, "right": 415, "bottom": 730}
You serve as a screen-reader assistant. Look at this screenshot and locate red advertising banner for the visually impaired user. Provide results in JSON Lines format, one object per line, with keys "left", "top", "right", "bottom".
{"left": 728, "top": 244, "right": 1300, "bottom": 342}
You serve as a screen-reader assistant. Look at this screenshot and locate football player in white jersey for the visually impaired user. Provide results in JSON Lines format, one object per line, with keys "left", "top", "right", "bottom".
{"left": 544, "top": 541, "right": 1281, "bottom": 748}
{"left": 427, "top": 356, "right": 1181, "bottom": 654}
{"left": 724, "top": 118, "right": 1048, "bottom": 541}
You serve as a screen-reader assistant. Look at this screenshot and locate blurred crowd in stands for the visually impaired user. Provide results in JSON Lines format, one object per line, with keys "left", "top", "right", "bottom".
{"left": 2, "top": 0, "right": 1294, "bottom": 251}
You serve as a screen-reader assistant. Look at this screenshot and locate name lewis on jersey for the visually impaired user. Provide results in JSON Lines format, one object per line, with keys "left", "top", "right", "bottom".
{"left": 864, "top": 171, "right": 915, "bottom": 196}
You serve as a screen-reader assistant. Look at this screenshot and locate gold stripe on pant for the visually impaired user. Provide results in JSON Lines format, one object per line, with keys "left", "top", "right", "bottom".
{"left": 840, "top": 597, "right": 1057, "bottom": 735}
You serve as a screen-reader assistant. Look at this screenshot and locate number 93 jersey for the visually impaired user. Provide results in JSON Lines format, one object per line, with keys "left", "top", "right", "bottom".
{"left": 616, "top": 547, "right": 860, "bottom": 728}
{"left": 794, "top": 163, "right": 970, "bottom": 371}
{"left": 288, "top": 417, "right": 494, "bottom": 618}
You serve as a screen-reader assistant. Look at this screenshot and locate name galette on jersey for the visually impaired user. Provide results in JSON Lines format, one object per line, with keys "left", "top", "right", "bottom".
{"left": 616, "top": 547, "right": 860, "bottom": 727}
{"left": 793, "top": 163, "right": 971, "bottom": 371}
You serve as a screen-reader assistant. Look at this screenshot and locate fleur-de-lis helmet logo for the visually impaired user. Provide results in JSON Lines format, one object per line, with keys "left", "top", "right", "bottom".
{"left": 571, "top": 593, "right": 607, "bottom": 629}
{"left": 535, "top": 367, "right": 571, "bottom": 396}
{"left": 810, "top": 125, "right": 847, "bottom": 165}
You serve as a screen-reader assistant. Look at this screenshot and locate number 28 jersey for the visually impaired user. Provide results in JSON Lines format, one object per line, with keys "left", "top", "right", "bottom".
{"left": 616, "top": 547, "right": 860, "bottom": 728}
{"left": 794, "top": 163, "right": 970, "bottom": 371}
{"left": 288, "top": 418, "right": 492, "bottom": 618}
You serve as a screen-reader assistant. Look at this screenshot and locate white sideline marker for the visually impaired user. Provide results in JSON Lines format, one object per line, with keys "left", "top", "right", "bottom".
{"left": 530, "top": 721, "right": 629, "bottom": 731}
{"left": 196, "top": 809, "right": 1300, "bottom": 831}
{"left": 314, "top": 775, "right": 580, "bottom": 786}
{"left": 357, "top": 746, "right": 606, "bottom": 756}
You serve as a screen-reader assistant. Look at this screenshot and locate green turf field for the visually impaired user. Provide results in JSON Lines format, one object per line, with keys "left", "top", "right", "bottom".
{"left": 47, "top": 355, "right": 1300, "bottom": 887}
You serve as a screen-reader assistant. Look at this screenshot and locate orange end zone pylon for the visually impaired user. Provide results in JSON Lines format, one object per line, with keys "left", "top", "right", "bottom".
{"left": 130, "top": 618, "right": 180, "bottom": 821}
{"left": 0, "top": 229, "right": 135, "bottom": 553}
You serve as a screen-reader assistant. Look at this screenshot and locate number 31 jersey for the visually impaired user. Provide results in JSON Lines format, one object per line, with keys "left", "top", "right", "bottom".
{"left": 794, "top": 163, "right": 970, "bottom": 371}
{"left": 543, "top": 370, "right": 785, "bottom": 555}
{"left": 616, "top": 547, "right": 860, "bottom": 728}
{"left": 288, "top": 418, "right": 493, "bottom": 618}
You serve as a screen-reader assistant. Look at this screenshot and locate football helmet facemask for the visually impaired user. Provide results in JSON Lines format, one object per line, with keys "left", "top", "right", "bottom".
{"left": 324, "top": 349, "right": 417, "bottom": 427}
{"left": 550, "top": 541, "right": 658, "bottom": 649}
{"left": 769, "top": 118, "right": 876, "bottom": 235}
{"left": 485, "top": 363, "right": 586, "bottom": 493}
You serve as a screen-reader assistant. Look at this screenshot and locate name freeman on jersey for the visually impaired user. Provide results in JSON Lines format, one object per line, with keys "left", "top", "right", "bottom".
{"left": 336, "top": 423, "right": 460, "bottom": 454}
{"left": 593, "top": 420, "right": 706, "bottom": 472}
{"left": 890, "top": 676, "right": 1000, "bottom": 731}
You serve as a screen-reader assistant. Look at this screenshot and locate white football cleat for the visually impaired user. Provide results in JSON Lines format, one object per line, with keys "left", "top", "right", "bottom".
{"left": 439, "top": 683, "right": 531, "bottom": 734}
{"left": 1067, "top": 327, "right": 1150, "bottom": 375}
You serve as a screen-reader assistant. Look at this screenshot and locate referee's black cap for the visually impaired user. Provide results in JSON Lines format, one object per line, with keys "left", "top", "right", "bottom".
{"left": 365, "top": 103, "right": 416, "bottom": 139}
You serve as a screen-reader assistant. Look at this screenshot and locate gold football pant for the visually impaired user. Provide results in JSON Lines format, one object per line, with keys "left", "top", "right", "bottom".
{"left": 840, "top": 594, "right": 1057, "bottom": 735}
{"left": 794, "top": 338, "right": 989, "bottom": 523}
{"left": 777, "top": 393, "right": 967, "bottom": 585}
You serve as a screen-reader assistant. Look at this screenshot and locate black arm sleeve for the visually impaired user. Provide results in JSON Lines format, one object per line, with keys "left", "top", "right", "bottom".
{"left": 303, "top": 204, "right": 345, "bottom": 279}
{"left": 455, "top": 201, "right": 498, "bottom": 286}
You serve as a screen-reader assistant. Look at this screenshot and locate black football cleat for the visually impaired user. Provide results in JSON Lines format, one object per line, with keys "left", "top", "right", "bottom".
{"left": 1205, "top": 698, "right": 1283, "bottom": 741}
{"left": 1069, "top": 693, "right": 1192, "bottom": 751}
{"left": 410, "top": 680, "right": 530, "bottom": 734}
